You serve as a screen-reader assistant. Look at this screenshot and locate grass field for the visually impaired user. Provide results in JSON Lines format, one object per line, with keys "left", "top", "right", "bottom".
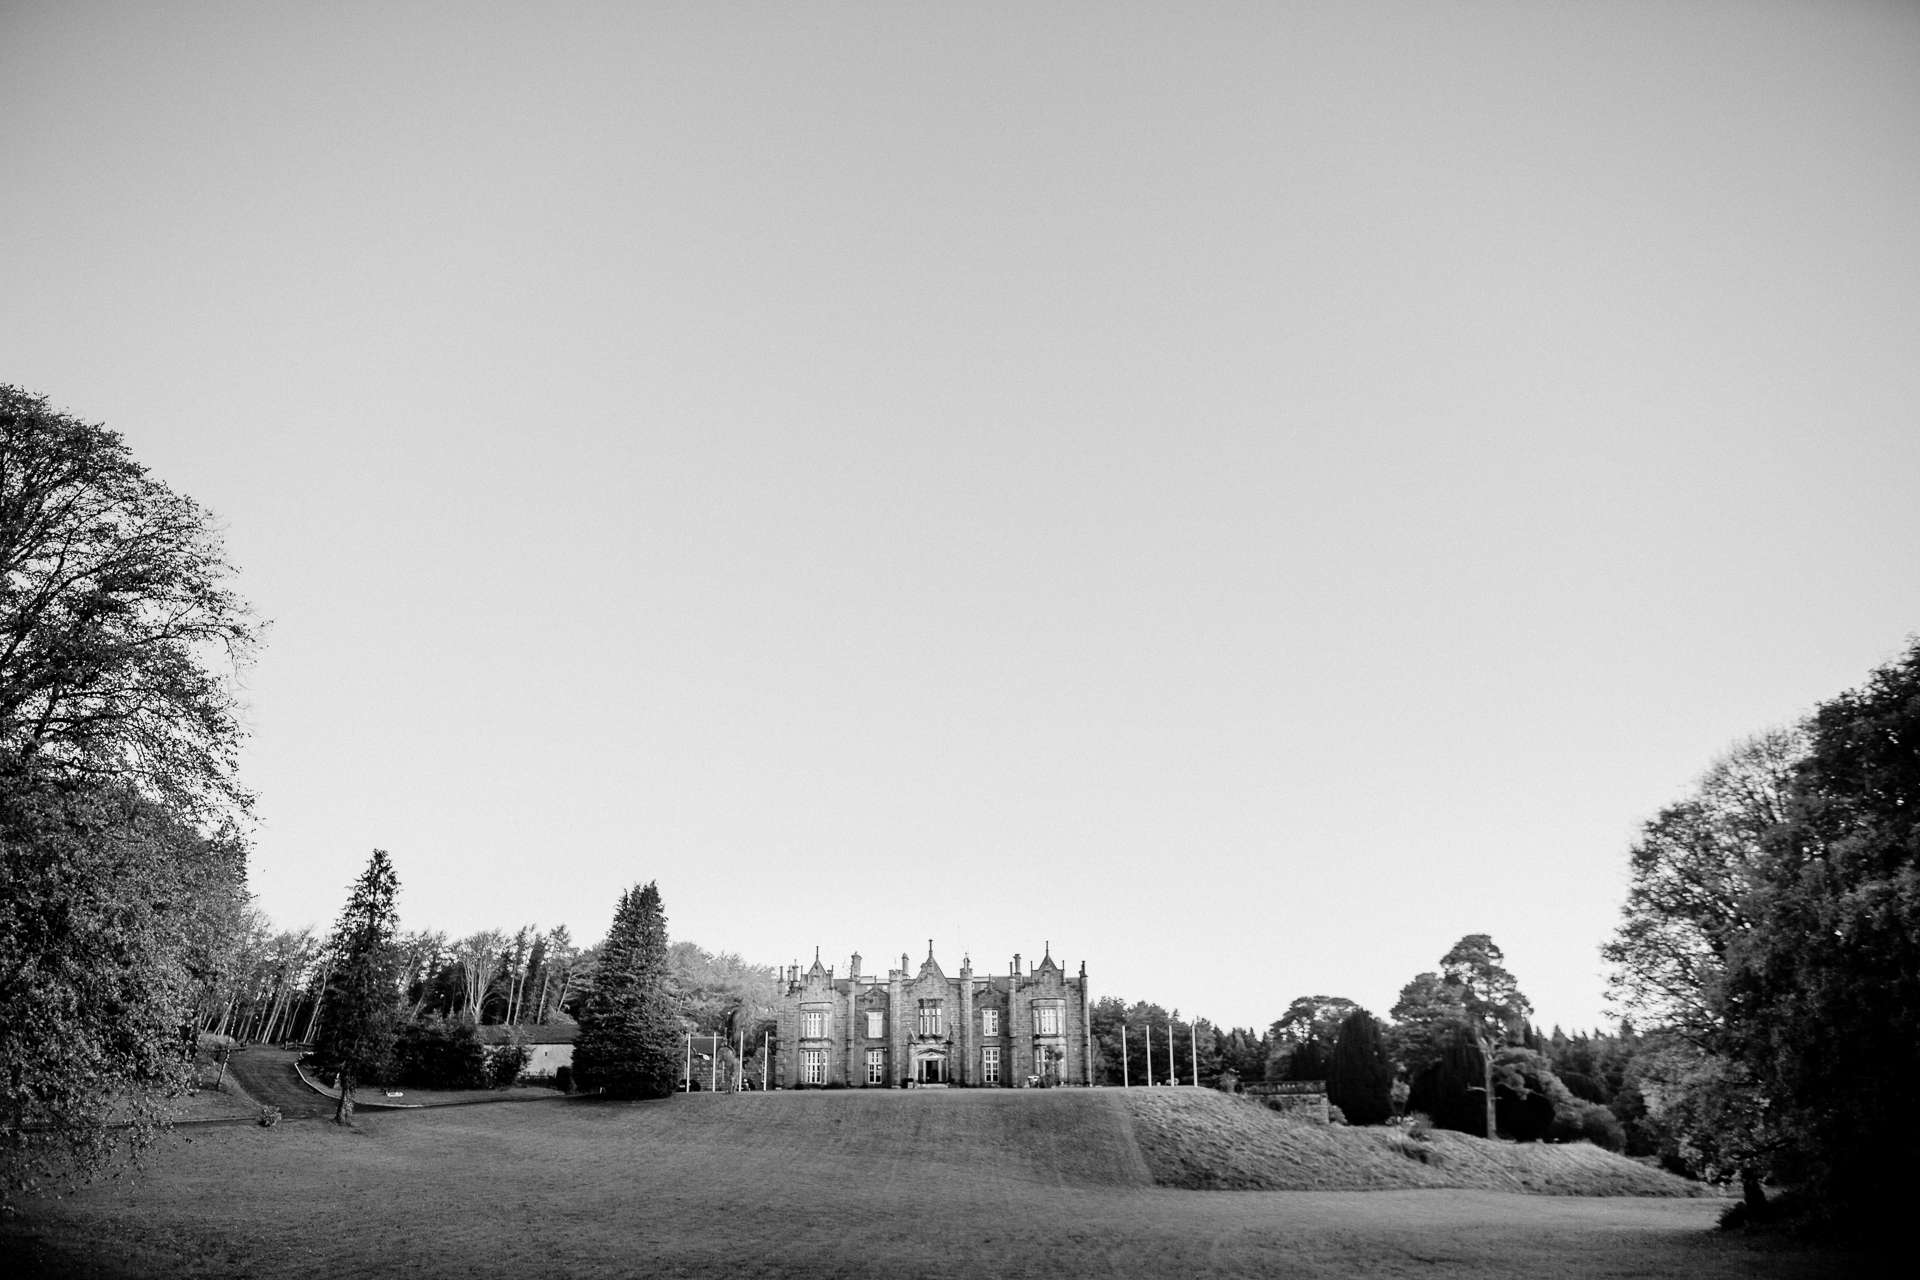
{"left": 5, "top": 1089, "right": 1861, "bottom": 1279}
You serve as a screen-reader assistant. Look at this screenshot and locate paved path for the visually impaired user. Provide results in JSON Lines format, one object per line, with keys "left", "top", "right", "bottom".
{"left": 224, "top": 1048, "right": 337, "bottom": 1119}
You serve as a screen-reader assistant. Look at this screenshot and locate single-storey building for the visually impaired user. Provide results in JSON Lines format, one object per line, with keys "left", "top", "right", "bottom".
{"left": 473, "top": 1023, "right": 578, "bottom": 1079}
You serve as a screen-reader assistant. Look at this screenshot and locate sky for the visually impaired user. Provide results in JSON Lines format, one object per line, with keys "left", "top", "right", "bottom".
{"left": 2, "top": 2, "right": 1917, "bottom": 1033}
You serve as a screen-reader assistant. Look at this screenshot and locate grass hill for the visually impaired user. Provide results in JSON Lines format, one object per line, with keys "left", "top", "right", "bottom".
{"left": 11, "top": 1089, "right": 1811, "bottom": 1280}
{"left": 1121, "top": 1089, "right": 1707, "bottom": 1196}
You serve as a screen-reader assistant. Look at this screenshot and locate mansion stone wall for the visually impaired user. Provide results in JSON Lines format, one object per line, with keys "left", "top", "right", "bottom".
{"left": 774, "top": 945, "right": 1091, "bottom": 1089}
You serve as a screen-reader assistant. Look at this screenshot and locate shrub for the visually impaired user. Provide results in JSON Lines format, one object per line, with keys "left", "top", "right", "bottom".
{"left": 1551, "top": 1098, "right": 1627, "bottom": 1151}
{"left": 391, "top": 1019, "right": 488, "bottom": 1090}
{"left": 554, "top": 1065, "right": 573, "bottom": 1094}
{"left": 488, "top": 1044, "right": 532, "bottom": 1089}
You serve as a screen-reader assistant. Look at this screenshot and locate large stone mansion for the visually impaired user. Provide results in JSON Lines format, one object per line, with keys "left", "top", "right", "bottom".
{"left": 773, "top": 944, "right": 1092, "bottom": 1088}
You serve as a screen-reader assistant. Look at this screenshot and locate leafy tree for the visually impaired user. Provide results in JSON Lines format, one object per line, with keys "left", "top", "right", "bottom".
{"left": 1603, "top": 730, "right": 1807, "bottom": 1204}
{"left": 0, "top": 386, "right": 257, "bottom": 818}
{"left": 1327, "top": 1008, "right": 1394, "bottom": 1125}
{"left": 391, "top": 1017, "right": 488, "bottom": 1090}
{"left": 0, "top": 388, "right": 257, "bottom": 1206}
{"left": 1265, "top": 995, "right": 1358, "bottom": 1082}
{"left": 1216, "top": 1026, "right": 1268, "bottom": 1085}
{"left": 668, "top": 940, "right": 779, "bottom": 1037}
{"left": 310, "top": 851, "right": 401, "bottom": 1124}
{"left": 1387, "top": 971, "right": 1463, "bottom": 1079}
{"left": 1, "top": 771, "right": 244, "bottom": 1204}
{"left": 1603, "top": 729, "right": 1802, "bottom": 1043}
{"left": 1720, "top": 641, "right": 1920, "bottom": 1229}
{"left": 573, "top": 882, "right": 679, "bottom": 1098}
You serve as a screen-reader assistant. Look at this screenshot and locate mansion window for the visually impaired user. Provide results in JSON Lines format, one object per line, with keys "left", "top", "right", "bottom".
{"left": 981, "top": 1009, "right": 999, "bottom": 1037}
{"left": 866, "top": 1049, "right": 886, "bottom": 1084}
{"left": 982, "top": 1046, "right": 1001, "bottom": 1084}
{"left": 802, "top": 1008, "right": 826, "bottom": 1039}
{"left": 802, "top": 1049, "right": 826, "bottom": 1085}
{"left": 1035, "top": 1006, "right": 1062, "bottom": 1035}
{"left": 866, "top": 1010, "right": 884, "bottom": 1039}
{"left": 917, "top": 1000, "right": 942, "bottom": 1037}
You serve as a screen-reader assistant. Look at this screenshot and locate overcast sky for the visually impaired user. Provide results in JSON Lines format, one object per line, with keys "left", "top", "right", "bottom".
{"left": 4, "top": 2, "right": 1917, "bottom": 1032}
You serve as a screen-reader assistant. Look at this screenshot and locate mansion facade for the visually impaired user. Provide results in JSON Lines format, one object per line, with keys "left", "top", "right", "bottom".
{"left": 773, "top": 944, "right": 1092, "bottom": 1088}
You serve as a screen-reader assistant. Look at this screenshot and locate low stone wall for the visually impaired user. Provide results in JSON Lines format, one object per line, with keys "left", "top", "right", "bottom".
{"left": 1242, "top": 1080, "right": 1330, "bottom": 1123}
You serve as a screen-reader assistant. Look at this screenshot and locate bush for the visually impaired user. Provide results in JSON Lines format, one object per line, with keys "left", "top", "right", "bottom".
{"left": 391, "top": 1019, "right": 488, "bottom": 1091}
{"left": 488, "top": 1043, "right": 531, "bottom": 1089}
{"left": 1551, "top": 1098, "right": 1627, "bottom": 1151}
{"left": 554, "top": 1065, "right": 573, "bottom": 1094}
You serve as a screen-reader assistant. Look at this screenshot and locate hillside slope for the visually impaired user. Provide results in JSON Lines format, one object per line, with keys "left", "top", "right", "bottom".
{"left": 1121, "top": 1089, "right": 1708, "bottom": 1196}
{"left": 613, "top": 1087, "right": 1158, "bottom": 1190}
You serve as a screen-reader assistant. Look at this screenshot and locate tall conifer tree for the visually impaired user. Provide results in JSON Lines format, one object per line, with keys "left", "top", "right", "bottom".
{"left": 311, "top": 849, "right": 401, "bottom": 1123}
{"left": 1327, "top": 1008, "right": 1395, "bottom": 1125}
{"left": 574, "top": 881, "right": 678, "bottom": 1098}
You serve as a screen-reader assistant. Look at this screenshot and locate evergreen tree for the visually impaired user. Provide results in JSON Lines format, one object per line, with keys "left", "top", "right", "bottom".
{"left": 573, "top": 881, "right": 679, "bottom": 1098}
{"left": 311, "top": 850, "right": 401, "bottom": 1124}
{"left": 1327, "top": 1008, "right": 1394, "bottom": 1125}
{"left": 1285, "top": 1037, "right": 1328, "bottom": 1081}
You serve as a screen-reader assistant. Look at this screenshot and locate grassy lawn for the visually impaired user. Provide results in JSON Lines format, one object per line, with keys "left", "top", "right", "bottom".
{"left": 5, "top": 1090, "right": 1858, "bottom": 1279}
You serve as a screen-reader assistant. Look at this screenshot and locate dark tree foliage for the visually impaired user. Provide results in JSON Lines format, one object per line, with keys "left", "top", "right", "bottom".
{"left": 0, "top": 388, "right": 257, "bottom": 1205}
{"left": 391, "top": 1018, "right": 488, "bottom": 1091}
{"left": 573, "top": 882, "right": 679, "bottom": 1099}
{"left": 1088, "top": 999, "right": 1201, "bottom": 1086}
{"left": 1, "top": 766, "right": 245, "bottom": 1203}
{"left": 1284, "top": 1037, "right": 1327, "bottom": 1082}
{"left": 1216, "top": 1026, "right": 1269, "bottom": 1085}
{"left": 311, "top": 851, "right": 401, "bottom": 1124}
{"left": 1327, "top": 1008, "right": 1394, "bottom": 1125}
{"left": 1408, "top": 1023, "right": 1488, "bottom": 1136}
{"left": 1724, "top": 641, "right": 1920, "bottom": 1230}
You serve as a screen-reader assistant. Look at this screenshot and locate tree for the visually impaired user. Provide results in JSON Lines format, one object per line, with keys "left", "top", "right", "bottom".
{"left": 1265, "top": 995, "right": 1358, "bottom": 1082}
{"left": 1438, "top": 935, "right": 1530, "bottom": 1140}
{"left": 0, "top": 388, "right": 257, "bottom": 1206}
{"left": 573, "top": 882, "right": 679, "bottom": 1098}
{"left": 1, "top": 772, "right": 245, "bottom": 1204}
{"left": 1387, "top": 971, "right": 1464, "bottom": 1079}
{"left": 1327, "top": 1008, "right": 1394, "bottom": 1125}
{"left": 0, "top": 386, "right": 257, "bottom": 819}
{"left": 1602, "top": 730, "right": 1803, "bottom": 1202}
{"left": 450, "top": 929, "right": 505, "bottom": 1023}
{"left": 1719, "top": 642, "right": 1920, "bottom": 1229}
{"left": 1603, "top": 729, "right": 1803, "bottom": 1043}
{"left": 311, "top": 851, "right": 401, "bottom": 1124}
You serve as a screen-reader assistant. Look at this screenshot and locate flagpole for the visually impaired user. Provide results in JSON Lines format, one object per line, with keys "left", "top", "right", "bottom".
{"left": 1121, "top": 1023, "right": 1129, "bottom": 1088}
{"left": 1168, "top": 1022, "right": 1175, "bottom": 1086}
{"left": 1191, "top": 1021, "right": 1200, "bottom": 1086}
{"left": 684, "top": 1032, "right": 691, "bottom": 1093}
{"left": 1145, "top": 1021, "right": 1153, "bottom": 1087}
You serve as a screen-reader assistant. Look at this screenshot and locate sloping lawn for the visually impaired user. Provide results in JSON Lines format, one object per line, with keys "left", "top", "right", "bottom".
{"left": 5, "top": 1090, "right": 1850, "bottom": 1279}
{"left": 1123, "top": 1088, "right": 1708, "bottom": 1195}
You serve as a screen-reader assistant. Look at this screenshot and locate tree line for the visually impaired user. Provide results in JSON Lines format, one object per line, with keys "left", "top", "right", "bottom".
{"left": 306, "top": 860, "right": 725, "bottom": 1116}
{"left": 1090, "top": 933, "right": 1625, "bottom": 1144}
